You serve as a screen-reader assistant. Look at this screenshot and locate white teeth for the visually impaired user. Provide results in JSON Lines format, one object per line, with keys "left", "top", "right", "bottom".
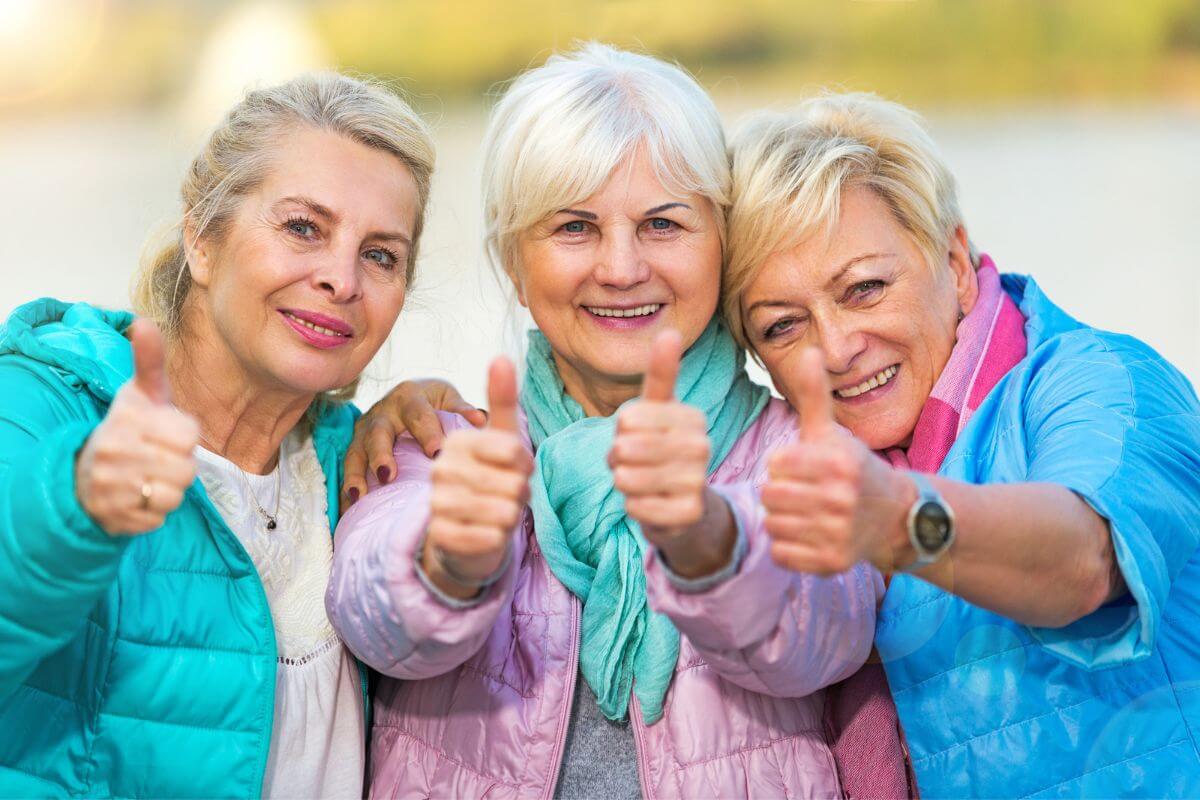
{"left": 835, "top": 365, "right": 898, "bottom": 399}
{"left": 286, "top": 312, "right": 348, "bottom": 337}
{"left": 585, "top": 304, "right": 662, "bottom": 318}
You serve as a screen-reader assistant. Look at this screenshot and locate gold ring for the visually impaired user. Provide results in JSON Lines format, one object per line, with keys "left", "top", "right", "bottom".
{"left": 140, "top": 482, "right": 153, "bottom": 511}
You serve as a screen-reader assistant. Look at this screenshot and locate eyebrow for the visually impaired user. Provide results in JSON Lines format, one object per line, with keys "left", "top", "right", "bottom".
{"left": 645, "top": 202, "right": 691, "bottom": 216}
{"left": 275, "top": 195, "right": 411, "bottom": 246}
{"left": 553, "top": 201, "right": 693, "bottom": 221}
{"left": 744, "top": 252, "right": 896, "bottom": 315}
{"left": 826, "top": 252, "right": 895, "bottom": 288}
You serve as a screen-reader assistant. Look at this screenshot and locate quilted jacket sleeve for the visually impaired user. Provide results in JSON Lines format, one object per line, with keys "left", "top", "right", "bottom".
{"left": 1020, "top": 331, "right": 1200, "bottom": 669}
{"left": 644, "top": 401, "right": 881, "bottom": 698}
{"left": 325, "top": 411, "right": 526, "bottom": 680}
{"left": 0, "top": 359, "right": 129, "bottom": 699}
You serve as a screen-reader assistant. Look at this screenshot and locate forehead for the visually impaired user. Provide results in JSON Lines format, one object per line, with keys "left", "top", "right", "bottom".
{"left": 744, "top": 187, "right": 911, "bottom": 298}
{"left": 572, "top": 148, "right": 696, "bottom": 209}
{"left": 255, "top": 127, "right": 418, "bottom": 229}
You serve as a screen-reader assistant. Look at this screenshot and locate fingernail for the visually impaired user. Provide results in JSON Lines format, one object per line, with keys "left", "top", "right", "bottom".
{"left": 348, "top": 487, "right": 360, "bottom": 502}
{"left": 377, "top": 466, "right": 391, "bottom": 484}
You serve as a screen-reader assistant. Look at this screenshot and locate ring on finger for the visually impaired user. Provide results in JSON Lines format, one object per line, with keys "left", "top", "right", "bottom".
{"left": 139, "top": 481, "right": 153, "bottom": 511}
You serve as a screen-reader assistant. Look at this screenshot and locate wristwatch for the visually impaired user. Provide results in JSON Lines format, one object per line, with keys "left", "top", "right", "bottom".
{"left": 902, "top": 472, "right": 956, "bottom": 571}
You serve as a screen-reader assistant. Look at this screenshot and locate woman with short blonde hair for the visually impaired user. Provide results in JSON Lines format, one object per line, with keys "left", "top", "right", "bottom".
{"left": 727, "top": 92, "right": 1200, "bottom": 797}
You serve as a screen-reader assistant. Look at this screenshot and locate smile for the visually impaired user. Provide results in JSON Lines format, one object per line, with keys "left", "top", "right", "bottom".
{"left": 834, "top": 364, "right": 899, "bottom": 399}
{"left": 282, "top": 311, "right": 352, "bottom": 338}
{"left": 584, "top": 304, "right": 662, "bottom": 318}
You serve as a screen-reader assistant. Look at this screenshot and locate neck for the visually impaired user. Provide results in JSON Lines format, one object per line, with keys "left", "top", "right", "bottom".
{"left": 168, "top": 317, "right": 314, "bottom": 475}
{"left": 553, "top": 352, "right": 640, "bottom": 418}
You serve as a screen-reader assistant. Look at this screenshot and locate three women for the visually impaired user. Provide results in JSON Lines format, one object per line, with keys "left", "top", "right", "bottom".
{"left": 1, "top": 41, "right": 1197, "bottom": 800}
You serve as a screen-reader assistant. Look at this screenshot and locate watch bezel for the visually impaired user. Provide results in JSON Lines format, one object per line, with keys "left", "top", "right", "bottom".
{"left": 904, "top": 473, "right": 956, "bottom": 570}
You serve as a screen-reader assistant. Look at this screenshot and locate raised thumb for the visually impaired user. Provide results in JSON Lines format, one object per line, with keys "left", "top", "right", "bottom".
{"left": 130, "top": 319, "right": 171, "bottom": 405}
{"left": 486, "top": 356, "right": 520, "bottom": 433}
{"left": 796, "top": 347, "right": 834, "bottom": 441}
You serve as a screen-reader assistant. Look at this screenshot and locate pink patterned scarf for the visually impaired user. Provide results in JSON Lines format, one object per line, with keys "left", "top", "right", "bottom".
{"left": 883, "top": 254, "right": 1027, "bottom": 472}
{"left": 825, "top": 255, "right": 1027, "bottom": 799}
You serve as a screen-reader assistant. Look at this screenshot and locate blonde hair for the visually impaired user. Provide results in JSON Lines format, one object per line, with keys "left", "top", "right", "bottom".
{"left": 481, "top": 42, "right": 729, "bottom": 280}
{"left": 133, "top": 72, "right": 436, "bottom": 341}
{"left": 724, "top": 92, "right": 973, "bottom": 347}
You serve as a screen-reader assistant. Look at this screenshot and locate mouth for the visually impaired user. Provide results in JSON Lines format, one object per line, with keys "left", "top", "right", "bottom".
{"left": 834, "top": 364, "right": 899, "bottom": 399}
{"left": 583, "top": 303, "right": 663, "bottom": 319}
{"left": 279, "top": 309, "right": 354, "bottom": 349}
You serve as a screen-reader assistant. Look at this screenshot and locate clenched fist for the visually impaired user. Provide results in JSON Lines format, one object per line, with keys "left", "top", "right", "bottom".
{"left": 422, "top": 357, "right": 533, "bottom": 598}
{"left": 610, "top": 331, "right": 734, "bottom": 578}
{"left": 762, "top": 348, "right": 911, "bottom": 576}
{"left": 75, "top": 319, "right": 200, "bottom": 536}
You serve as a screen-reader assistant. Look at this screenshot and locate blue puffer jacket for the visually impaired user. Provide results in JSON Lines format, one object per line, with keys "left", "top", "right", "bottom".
{"left": 0, "top": 299, "right": 361, "bottom": 798}
{"left": 877, "top": 276, "right": 1200, "bottom": 798}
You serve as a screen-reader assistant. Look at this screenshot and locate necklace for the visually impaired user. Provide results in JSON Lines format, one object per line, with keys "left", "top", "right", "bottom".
{"left": 198, "top": 433, "right": 282, "bottom": 531}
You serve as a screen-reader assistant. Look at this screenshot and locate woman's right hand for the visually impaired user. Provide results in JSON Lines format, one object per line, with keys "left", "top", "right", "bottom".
{"left": 75, "top": 320, "right": 199, "bottom": 536}
{"left": 422, "top": 358, "right": 532, "bottom": 599}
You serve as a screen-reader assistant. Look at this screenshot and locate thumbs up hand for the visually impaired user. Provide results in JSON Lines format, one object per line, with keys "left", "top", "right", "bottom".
{"left": 610, "top": 331, "right": 735, "bottom": 578}
{"left": 75, "top": 319, "right": 200, "bottom": 536}
{"left": 423, "top": 357, "right": 533, "bottom": 599}
{"left": 763, "top": 348, "right": 910, "bottom": 576}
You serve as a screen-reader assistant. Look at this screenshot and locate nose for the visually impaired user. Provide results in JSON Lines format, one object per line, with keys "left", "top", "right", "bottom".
{"left": 813, "top": 312, "right": 868, "bottom": 376}
{"left": 593, "top": 228, "right": 651, "bottom": 289}
{"left": 310, "top": 246, "right": 363, "bottom": 303}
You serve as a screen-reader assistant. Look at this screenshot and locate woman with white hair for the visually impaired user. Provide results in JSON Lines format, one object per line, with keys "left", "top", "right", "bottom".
{"left": 0, "top": 73, "right": 435, "bottom": 798}
{"left": 726, "top": 94, "right": 1200, "bottom": 797}
{"left": 327, "top": 44, "right": 889, "bottom": 799}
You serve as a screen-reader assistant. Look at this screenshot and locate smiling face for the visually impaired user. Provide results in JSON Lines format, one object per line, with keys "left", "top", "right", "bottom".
{"left": 512, "top": 147, "right": 722, "bottom": 415}
{"left": 185, "top": 126, "right": 419, "bottom": 398}
{"left": 742, "top": 185, "right": 978, "bottom": 449}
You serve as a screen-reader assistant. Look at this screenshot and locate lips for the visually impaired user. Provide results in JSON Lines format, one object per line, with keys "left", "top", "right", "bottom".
{"left": 834, "top": 364, "right": 899, "bottom": 399}
{"left": 279, "top": 309, "right": 354, "bottom": 349}
{"left": 583, "top": 303, "right": 663, "bottom": 318}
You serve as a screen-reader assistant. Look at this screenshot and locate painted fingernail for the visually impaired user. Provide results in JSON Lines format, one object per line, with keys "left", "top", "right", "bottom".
{"left": 377, "top": 466, "right": 391, "bottom": 484}
{"left": 348, "top": 487, "right": 360, "bottom": 503}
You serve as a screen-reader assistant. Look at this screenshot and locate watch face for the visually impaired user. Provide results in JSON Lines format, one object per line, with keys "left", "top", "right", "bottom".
{"left": 914, "top": 501, "right": 952, "bottom": 552}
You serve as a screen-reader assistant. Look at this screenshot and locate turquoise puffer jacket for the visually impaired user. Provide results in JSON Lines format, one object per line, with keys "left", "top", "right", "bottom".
{"left": 877, "top": 276, "right": 1200, "bottom": 797}
{"left": 0, "top": 298, "right": 360, "bottom": 798}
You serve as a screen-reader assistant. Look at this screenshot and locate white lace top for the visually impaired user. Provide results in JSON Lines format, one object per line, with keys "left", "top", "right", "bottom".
{"left": 196, "top": 429, "right": 364, "bottom": 800}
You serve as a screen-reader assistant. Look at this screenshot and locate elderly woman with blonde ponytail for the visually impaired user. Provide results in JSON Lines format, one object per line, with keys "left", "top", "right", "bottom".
{"left": 0, "top": 73, "right": 434, "bottom": 798}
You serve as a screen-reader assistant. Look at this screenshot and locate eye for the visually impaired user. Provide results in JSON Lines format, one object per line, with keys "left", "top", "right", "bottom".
{"left": 285, "top": 216, "right": 317, "bottom": 238}
{"left": 647, "top": 218, "right": 676, "bottom": 231}
{"left": 847, "top": 280, "right": 885, "bottom": 303}
{"left": 560, "top": 220, "right": 589, "bottom": 234}
{"left": 364, "top": 247, "right": 398, "bottom": 270}
{"left": 763, "top": 317, "right": 800, "bottom": 340}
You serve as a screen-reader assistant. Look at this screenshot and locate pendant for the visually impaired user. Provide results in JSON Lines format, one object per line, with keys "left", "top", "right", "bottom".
{"left": 266, "top": 518, "right": 277, "bottom": 531}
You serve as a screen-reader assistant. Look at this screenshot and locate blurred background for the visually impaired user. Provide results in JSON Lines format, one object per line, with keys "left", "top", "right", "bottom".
{"left": 2, "top": 0, "right": 1197, "bottom": 407}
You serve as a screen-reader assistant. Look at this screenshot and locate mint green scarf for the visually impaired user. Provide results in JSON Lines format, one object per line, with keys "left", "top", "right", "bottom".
{"left": 521, "top": 317, "right": 769, "bottom": 724}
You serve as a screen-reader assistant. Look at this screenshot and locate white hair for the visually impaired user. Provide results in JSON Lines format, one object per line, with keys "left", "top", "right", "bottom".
{"left": 481, "top": 42, "right": 730, "bottom": 280}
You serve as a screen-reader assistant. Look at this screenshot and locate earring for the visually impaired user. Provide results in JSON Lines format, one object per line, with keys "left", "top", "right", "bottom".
{"left": 957, "top": 309, "right": 965, "bottom": 322}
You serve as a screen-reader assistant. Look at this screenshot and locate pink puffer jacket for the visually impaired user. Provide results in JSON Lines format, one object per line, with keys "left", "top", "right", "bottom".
{"left": 327, "top": 398, "right": 884, "bottom": 799}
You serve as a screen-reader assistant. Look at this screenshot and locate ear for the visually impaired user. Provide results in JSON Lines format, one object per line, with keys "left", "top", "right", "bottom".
{"left": 946, "top": 225, "right": 979, "bottom": 317}
{"left": 504, "top": 262, "right": 528, "bottom": 308}
{"left": 183, "top": 221, "right": 214, "bottom": 289}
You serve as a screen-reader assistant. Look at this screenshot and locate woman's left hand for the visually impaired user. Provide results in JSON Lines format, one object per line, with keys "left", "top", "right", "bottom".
{"left": 342, "top": 379, "right": 487, "bottom": 510}
{"left": 610, "top": 331, "right": 735, "bottom": 579}
{"left": 762, "top": 348, "right": 913, "bottom": 576}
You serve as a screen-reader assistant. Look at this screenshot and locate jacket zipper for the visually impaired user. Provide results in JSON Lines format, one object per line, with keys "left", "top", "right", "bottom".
{"left": 542, "top": 593, "right": 581, "bottom": 800}
{"left": 629, "top": 691, "right": 652, "bottom": 799}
